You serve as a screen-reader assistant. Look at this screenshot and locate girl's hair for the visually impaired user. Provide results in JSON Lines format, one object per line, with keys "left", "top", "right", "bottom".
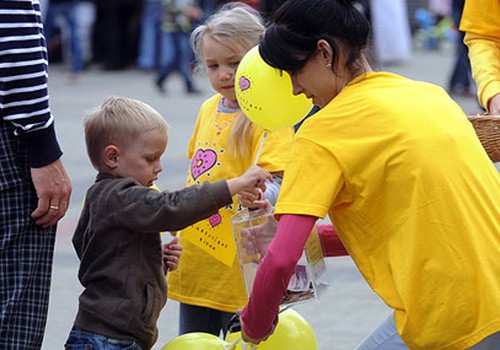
{"left": 84, "top": 96, "right": 168, "bottom": 170}
{"left": 259, "top": 0, "right": 370, "bottom": 76}
{"left": 191, "top": 2, "right": 265, "bottom": 159}
{"left": 190, "top": 2, "right": 264, "bottom": 67}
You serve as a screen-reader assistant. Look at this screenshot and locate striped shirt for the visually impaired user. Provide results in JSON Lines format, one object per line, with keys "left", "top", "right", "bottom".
{"left": 0, "top": 0, "right": 62, "bottom": 167}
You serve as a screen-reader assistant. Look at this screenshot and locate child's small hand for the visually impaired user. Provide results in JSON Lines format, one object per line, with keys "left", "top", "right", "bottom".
{"left": 228, "top": 165, "right": 272, "bottom": 197}
{"left": 241, "top": 165, "right": 272, "bottom": 192}
{"left": 162, "top": 237, "right": 183, "bottom": 274}
{"left": 238, "top": 190, "right": 272, "bottom": 210}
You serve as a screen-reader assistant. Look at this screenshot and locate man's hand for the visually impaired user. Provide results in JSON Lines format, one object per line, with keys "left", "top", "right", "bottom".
{"left": 30, "top": 158, "right": 72, "bottom": 227}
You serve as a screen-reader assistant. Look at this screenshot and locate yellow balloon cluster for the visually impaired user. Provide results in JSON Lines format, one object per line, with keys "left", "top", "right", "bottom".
{"left": 225, "top": 309, "right": 318, "bottom": 350}
{"left": 235, "top": 46, "right": 313, "bottom": 131}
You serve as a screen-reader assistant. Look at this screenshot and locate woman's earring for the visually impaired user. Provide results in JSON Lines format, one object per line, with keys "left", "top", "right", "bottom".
{"left": 326, "top": 63, "right": 332, "bottom": 69}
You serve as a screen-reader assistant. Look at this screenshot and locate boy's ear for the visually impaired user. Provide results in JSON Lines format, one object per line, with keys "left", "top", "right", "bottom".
{"left": 103, "top": 145, "right": 119, "bottom": 169}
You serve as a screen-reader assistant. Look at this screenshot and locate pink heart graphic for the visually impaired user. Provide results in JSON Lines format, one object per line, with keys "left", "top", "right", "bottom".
{"left": 191, "top": 148, "right": 217, "bottom": 180}
{"left": 239, "top": 76, "right": 251, "bottom": 91}
{"left": 209, "top": 213, "right": 222, "bottom": 227}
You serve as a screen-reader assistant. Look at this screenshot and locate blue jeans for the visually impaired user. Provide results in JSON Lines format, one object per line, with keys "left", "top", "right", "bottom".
{"left": 179, "top": 303, "right": 234, "bottom": 338}
{"left": 356, "top": 314, "right": 407, "bottom": 350}
{"left": 65, "top": 326, "right": 142, "bottom": 350}
{"left": 137, "top": 0, "right": 162, "bottom": 70}
{"left": 156, "top": 30, "right": 194, "bottom": 90}
{"left": 357, "top": 314, "right": 500, "bottom": 349}
{"left": 43, "top": 2, "right": 83, "bottom": 74}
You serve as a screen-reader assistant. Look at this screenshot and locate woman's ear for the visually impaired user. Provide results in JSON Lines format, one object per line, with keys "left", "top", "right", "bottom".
{"left": 317, "top": 39, "right": 333, "bottom": 63}
{"left": 103, "top": 145, "right": 119, "bottom": 169}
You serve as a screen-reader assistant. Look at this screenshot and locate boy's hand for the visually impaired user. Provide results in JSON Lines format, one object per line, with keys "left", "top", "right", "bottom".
{"left": 162, "top": 237, "right": 183, "bottom": 274}
{"left": 227, "top": 165, "right": 272, "bottom": 197}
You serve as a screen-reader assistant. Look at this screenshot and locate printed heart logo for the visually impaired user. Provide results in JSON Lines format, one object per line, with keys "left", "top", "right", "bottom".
{"left": 209, "top": 213, "right": 222, "bottom": 227}
{"left": 191, "top": 148, "right": 217, "bottom": 180}
{"left": 239, "top": 76, "right": 250, "bottom": 91}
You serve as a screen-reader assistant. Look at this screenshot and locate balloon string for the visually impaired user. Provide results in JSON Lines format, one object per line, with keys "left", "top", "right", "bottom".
{"left": 229, "top": 336, "right": 242, "bottom": 349}
{"left": 228, "top": 336, "right": 258, "bottom": 350}
{"left": 253, "top": 131, "right": 268, "bottom": 165}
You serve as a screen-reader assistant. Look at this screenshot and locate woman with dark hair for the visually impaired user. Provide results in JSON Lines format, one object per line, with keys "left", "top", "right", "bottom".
{"left": 239, "top": 0, "right": 500, "bottom": 348}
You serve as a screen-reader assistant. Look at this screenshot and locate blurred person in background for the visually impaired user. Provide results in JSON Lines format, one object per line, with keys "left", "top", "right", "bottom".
{"left": 75, "top": 0, "right": 96, "bottom": 69}
{"left": 43, "top": 0, "right": 84, "bottom": 81}
{"left": 92, "top": 0, "right": 142, "bottom": 70}
{"left": 461, "top": 0, "right": 500, "bottom": 114}
{"left": 155, "top": 0, "right": 203, "bottom": 94}
{"left": 258, "top": 0, "right": 287, "bottom": 20}
{"left": 137, "top": 0, "right": 162, "bottom": 71}
{"left": 447, "top": 0, "right": 474, "bottom": 97}
{"left": 369, "top": 0, "right": 412, "bottom": 65}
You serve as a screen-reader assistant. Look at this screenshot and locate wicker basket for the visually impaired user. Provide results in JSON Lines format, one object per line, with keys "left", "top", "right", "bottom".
{"left": 467, "top": 114, "right": 500, "bottom": 163}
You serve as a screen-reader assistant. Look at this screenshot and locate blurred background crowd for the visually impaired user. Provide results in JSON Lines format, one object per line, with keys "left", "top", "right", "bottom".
{"left": 40, "top": 0, "right": 473, "bottom": 98}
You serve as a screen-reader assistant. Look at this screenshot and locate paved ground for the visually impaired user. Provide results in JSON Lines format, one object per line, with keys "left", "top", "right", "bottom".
{"left": 41, "top": 48, "right": 496, "bottom": 350}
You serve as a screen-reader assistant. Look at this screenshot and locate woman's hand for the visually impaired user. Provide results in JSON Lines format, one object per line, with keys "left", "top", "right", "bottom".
{"left": 240, "top": 213, "right": 278, "bottom": 259}
{"left": 240, "top": 309, "right": 277, "bottom": 345}
{"left": 488, "top": 93, "right": 500, "bottom": 114}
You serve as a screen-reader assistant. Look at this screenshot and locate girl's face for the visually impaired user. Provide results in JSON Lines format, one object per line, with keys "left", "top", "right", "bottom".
{"left": 201, "top": 35, "right": 247, "bottom": 101}
{"left": 114, "top": 129, "right": 168, "bottom": 187}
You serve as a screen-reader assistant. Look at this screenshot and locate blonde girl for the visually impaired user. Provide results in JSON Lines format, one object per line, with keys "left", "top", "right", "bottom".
{"left": 166, "top": 3, "right": 293, "bottom": 337}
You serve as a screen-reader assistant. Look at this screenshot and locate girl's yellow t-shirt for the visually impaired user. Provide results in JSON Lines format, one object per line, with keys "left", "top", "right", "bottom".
{"left": 167, "top": 94, "right": 293, "bottom": 312}
{"left": 275, "top": 72, "right": 500, "bottom": 349}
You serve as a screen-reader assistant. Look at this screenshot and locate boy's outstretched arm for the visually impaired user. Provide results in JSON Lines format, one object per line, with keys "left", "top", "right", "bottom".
{"left": 112, "top": 166, "right": 271, "bottom": 232}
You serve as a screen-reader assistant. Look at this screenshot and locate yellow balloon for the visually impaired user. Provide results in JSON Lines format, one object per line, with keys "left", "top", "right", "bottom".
{"left": 161, "top": 332, "right": 230, "bottom": 350}
{"left": 235, "top": 46, "right": 313, "bottom": 131}
{"left": 225, "top": 309, "right": 318, "bottom": 350}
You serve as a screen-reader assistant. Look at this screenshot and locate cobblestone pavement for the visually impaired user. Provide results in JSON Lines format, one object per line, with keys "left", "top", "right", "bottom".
{"left": 42, "top": 49, "right": 495, "bottom": 350}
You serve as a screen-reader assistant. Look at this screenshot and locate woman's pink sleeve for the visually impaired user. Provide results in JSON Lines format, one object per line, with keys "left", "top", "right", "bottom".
{"left": 241, "top": 214, "right": 317, "bottom": 340}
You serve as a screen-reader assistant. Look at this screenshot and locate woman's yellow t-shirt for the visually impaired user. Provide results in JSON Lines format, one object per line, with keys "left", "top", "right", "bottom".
{"left": 276, "top": 72, "right": 500, "bottom": 349}
{"left": 167, "top": 94, "right": 293, "bottom": 312}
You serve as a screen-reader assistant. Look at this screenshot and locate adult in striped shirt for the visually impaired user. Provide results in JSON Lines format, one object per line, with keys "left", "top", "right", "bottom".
{"left": 0, "top": 1, "right": 72, "bottom": 349}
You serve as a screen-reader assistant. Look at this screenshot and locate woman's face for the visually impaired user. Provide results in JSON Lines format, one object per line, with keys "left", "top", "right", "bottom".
{"left": 288, "top": 40, "right": 351, "bottom": 108}
{"left": 201, "top": 35, "right": 247, "bottom": 102}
